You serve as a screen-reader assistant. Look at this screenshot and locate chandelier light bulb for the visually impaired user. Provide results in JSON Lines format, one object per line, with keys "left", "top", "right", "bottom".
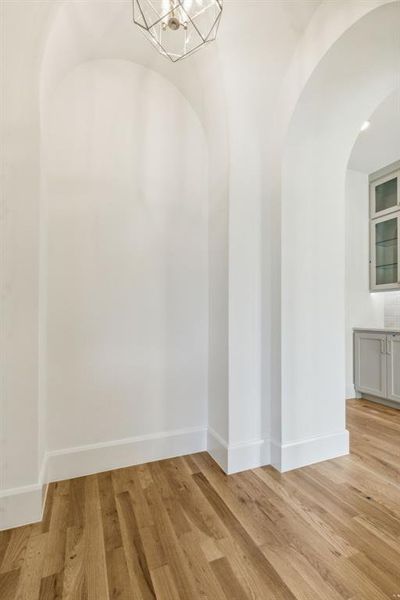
{"left": 133, "top": 0, "right": 223, "bottom": 62}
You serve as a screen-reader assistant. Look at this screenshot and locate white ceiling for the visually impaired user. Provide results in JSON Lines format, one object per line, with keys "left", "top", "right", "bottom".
{"left": 348, "top": 90, "right": 400, "bottom": 174}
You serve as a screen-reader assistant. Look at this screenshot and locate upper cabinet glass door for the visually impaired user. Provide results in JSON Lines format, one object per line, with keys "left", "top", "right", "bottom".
{"left": 370, "top": 170, "right": 400, "bottom": 218}
{"left": 371, "top": 214, "right": 399, "bottom": 290}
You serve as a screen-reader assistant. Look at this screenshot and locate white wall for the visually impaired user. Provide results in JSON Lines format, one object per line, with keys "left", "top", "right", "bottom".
{"left": 345, "top": 169, "right": 384, "bottom": 398}
{"left": 0, "top": 0, "right": 58, "bottom": 529}
{"left": 44, "top": 60, "right": 208, "bottom": 451}
{"left": 210, "top": 0, "right": 320, "bottom": 473}
{"left": 384, "top": 292, "right": 400, "bottom": 328}
{"left": 1, "top": 12, "right": 40, "bottom": 485}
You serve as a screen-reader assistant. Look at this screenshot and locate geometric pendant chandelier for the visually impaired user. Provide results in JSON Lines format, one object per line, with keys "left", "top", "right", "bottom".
{"left": 133, "top": 0, "right": 223, "bottom": 62}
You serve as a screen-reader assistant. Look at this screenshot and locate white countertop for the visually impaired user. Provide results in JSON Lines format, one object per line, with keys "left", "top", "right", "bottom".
{"left": 353, "top": 327, "right": 400, "bottom": 334}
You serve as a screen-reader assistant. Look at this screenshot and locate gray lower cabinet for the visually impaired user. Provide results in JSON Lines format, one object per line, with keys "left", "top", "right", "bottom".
{"left": 354, "top": 330, "right": 400, "bottom": 403}
{"left": 387, "top": 334, "right": 400, "bottom": 402}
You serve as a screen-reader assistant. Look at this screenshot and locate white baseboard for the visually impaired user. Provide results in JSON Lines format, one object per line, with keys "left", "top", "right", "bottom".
{"left": 207, "top": 427, "right": 229, "bottom": 472}
{"left": 207, "top": 428, "right": 270, "bottom": 474}
{"left": 228, "top": 438, "right": 271, "bottom": 474}
{"left": 270, "top": 438, "right": 281, "bottom": 471}
{"left": 272, "top": 430, "right": 349, "bottom": 473}
{"left": 208, "top": 429, "right": 348, "bottom": 475}
{"left": 0, "top": 426, "right": 206, "bottom": 531}
{"left": 0, "top": 483, "right": 44, "bottom": 531}
{"left": 346, "top": 386, "right": 362, "bottom": 400}
{"left": 45, "top": 426, "right": 207, "bottom": 483}
{"left": 0, "top": 426, "right": 350, "bottom": 530}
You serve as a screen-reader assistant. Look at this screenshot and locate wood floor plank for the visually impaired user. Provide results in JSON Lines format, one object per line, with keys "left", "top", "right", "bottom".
{"left": 98, "top": 472, "right": 122, "bottom": 553}
{"left": 39, "top": 572, "right": 64, "bottom": 600}
{"left": 0, "top": 569, "right": 20, "bottom": 599}
{"left": 261, "top": 542, "right": 344, "bottom": 600}
{"left": 14, "top": 532, "right": 48, "bottom": 600}
{"left": 144, "top": 480, "right": 199, "bottom": 599}
{"left": 41, "top": 481, "right": 70, "bottom": 578}
{"left": 191, "top": 453, "right": 286, "bottom": 548}
{"left": 138, "top": 525, "right": 167, "bottom": 572}
{"left": 61, "top": 526, "right": 85, "bottom": 600}
{"left": 164, "top": 457, "right": 227, "bottom": 542}
{"left": 349, "top": 550, "right": 400, "bottom": 599}
{"left": 105, "top": 546, "right": 131, "bottom": 600}
{"left": 210, "top": 556, "right": 248, "bottom": 600}
{"left": 150, "top": 565, "right": 181, "bottom": 600}
{"left": 2, "top": 398, "right": 400, "bottom": 599}
{"left": 83, "top": 477, "right": 109, "bottom": 600}
{"left": 0, "top": 526, "right": 33, "bottom": 573}
{"left": 0, "top": 530, "right": 12, "bottom": 567}
{"left": 115, "top": 490, "right": 156, "bottom": 600}
{"left": 252, "top": 469, "right": 357, "bottom": 560}
{"left": 192, "top": 471, "right": 296, "bottom": 599}
{"left": 147, "top": 462, "right": 192, "bottom": 539}
{"left": 177, "top": 530, "right": 228, "bottom": 599}
{"left": 67, "top": 478, "right": 86, "bottom": 530}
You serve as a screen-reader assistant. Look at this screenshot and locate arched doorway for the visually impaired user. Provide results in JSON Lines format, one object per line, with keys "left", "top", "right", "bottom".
{"left": 279, "top": 1, "right": 400, "bottom": 470}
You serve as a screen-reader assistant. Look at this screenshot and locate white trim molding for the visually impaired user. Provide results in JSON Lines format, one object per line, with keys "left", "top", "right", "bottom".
{"left": 45, "top": 426, "right": 207, "bottom": 483}
{"left": 271, "top": 430, "right": 349, "bottom": 473}
{"left": 0, "top": 426, "right": 206, "bottom": 531}
{"left": 228, "top": 438, "right": 271, "bottom": 475}
{"left": 207, "top": 427, "right": 229, "bottom": 472}
{"left": 346, "top": 384, "right": 357, "bottom": 400}
{"left": 0, "top": 483, "right": 44, "bottom": 531}
{"left": 207, "top": 428, "right": 270, "bottom": 474}
{"left": 1, "top": 427, "right": 350, "bottom": 530}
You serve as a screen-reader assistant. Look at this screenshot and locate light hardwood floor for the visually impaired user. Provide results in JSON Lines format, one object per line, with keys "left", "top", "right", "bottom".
{"left": 1, "top": 399, "right": 400, "bottom": 599}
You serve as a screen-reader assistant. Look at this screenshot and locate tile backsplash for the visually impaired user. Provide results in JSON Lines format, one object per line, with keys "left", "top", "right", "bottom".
{"left": 384, "top": 292, "right": 400, "bottom": 328}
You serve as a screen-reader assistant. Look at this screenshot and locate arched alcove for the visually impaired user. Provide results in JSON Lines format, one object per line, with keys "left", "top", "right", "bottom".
{"left": 279, "top": 1, "right": 400, "bottom": 470}
{"left": 43, "top": 58, "right": 209, "bottom": 452}
{"left": 38, "top": 0, "right": 231, "bottom": 469}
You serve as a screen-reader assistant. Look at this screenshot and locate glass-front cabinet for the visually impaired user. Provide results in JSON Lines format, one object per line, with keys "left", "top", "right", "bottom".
{"left": 371, "top": 214, "right": 399, "bottom": 290}
{"left": 370, "top": 161, "right": 400, "bottom": 291}
{"left": 370, "top": 169, "right": 400, "bottom": 218}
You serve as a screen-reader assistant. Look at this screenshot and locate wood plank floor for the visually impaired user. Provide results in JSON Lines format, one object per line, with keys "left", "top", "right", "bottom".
{"left": 2, "top": 398, "right": 400, "bottom": 599}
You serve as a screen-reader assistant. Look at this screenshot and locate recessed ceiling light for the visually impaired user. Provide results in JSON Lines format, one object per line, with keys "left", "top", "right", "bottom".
{"left": 361, "top": 121, "right": 371, "bottom": 132}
